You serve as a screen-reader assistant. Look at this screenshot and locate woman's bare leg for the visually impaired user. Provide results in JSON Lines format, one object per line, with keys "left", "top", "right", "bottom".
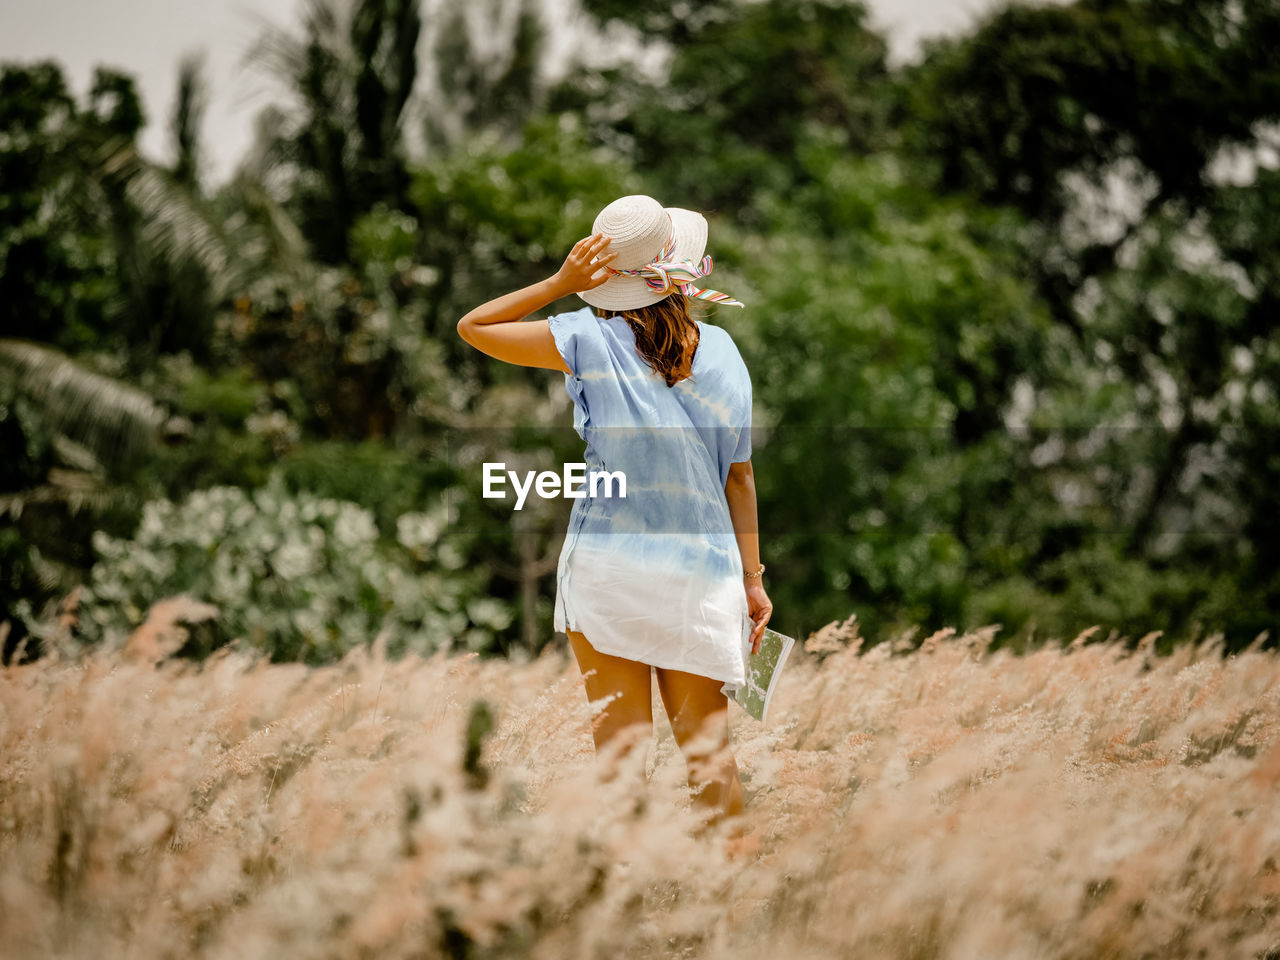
{"left": 654, "top": 665, "right": 745, "bottom": 835}
{"left": 565, "top": 629, "right": 653, "bottom": 786}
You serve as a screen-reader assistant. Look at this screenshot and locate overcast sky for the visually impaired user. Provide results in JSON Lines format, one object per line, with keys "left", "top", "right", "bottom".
{"left": 1, "top": 0, "right": 1018, "bottom": 186}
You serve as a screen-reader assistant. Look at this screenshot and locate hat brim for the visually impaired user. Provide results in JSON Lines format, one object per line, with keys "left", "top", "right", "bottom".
{"left": 578, "top": 207, "right": 709, "bottom": 312}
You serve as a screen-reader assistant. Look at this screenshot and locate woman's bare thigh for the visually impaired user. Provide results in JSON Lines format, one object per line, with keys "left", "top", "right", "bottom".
{"left": 653, "top": 664, "right": 730, "bottom": 757}
{"left": 565, "top": 630, "right": 654, "bottom": 740}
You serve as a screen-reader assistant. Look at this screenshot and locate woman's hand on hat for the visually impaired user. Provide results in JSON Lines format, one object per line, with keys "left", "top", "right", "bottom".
{"left": 552, "top": 233, "right": 617, "bottom": 295}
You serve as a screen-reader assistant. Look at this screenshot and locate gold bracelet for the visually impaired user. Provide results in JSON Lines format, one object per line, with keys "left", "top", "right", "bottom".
{"left": 744, "top": 563, "right": 765, "bottom": 579}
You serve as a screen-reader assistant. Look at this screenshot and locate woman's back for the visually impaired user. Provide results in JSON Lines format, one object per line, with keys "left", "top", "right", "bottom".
{"left": 548, "top": 305, "right": 753, "bottom": 685}
{"left": 548, "top": 307, "right": 752, "bottom": 488}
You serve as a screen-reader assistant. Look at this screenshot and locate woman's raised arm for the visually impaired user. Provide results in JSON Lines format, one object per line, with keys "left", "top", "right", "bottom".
{"left": 456, "top": 234, "right": 617, "bottom": 371}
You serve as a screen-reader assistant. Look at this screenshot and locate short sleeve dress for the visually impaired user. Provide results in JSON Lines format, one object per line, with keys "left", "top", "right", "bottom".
{"left": 547, "top": 305, "right": 753, "bottom": 692}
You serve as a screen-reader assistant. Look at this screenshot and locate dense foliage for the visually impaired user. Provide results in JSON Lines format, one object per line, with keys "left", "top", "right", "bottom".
{"left": 2, "top": 0, "right": 1278, "bottom": 662}
{"left": 75, "top": 478, "right": 508, "bottom": 663}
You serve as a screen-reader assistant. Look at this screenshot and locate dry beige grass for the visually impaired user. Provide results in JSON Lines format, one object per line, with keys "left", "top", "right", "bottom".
{"left": 2, "top": 608, "right": 1278, "bottom": 960}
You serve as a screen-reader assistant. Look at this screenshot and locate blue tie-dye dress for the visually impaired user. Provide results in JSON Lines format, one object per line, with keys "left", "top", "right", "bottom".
{"left": 547, "top": 305, "right": 753, "bottom": 690}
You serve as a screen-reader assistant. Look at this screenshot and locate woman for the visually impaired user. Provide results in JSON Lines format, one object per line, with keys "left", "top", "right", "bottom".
{"left": 457, "top": 195, "right": 772, "bottom": 841}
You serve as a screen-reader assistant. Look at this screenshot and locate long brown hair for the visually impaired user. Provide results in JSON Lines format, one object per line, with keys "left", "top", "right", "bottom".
{"left": 609, "top": 292, "right": 701, "bottom": 387}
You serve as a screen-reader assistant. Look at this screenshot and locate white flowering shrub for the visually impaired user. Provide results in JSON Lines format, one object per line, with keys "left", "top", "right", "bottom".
{"left": 78, "top": 475, "right": 513, "bottom": 662}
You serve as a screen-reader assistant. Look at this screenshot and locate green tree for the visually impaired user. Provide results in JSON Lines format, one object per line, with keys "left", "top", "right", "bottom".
{"left": 425, "top": 0, "right": 547, "bottom": 152}
{"left": 250, "top": 0, "right": 421, "bottom": 262}
{"left": 0, "top": 63, "right": 127, "bottom": 351}
{"left": 558, "top": 0, "right": 893, "bottom": 213}
{"left": 895, "top": 0, "right": 1280, "bottom": 647}
{"left": 722, "top": 142, "right": 1060, "bottom": 642}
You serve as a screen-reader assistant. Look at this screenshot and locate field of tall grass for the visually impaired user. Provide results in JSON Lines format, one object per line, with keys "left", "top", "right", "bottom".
{"left": 2, "top": 602, "right": 1277, "bottom": 959}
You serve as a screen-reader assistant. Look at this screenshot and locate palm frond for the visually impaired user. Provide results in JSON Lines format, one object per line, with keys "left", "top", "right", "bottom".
{"left": 245, "top": 0, "right": 358, "bottom": 119}
{"left": 0, "top": 473, "right": 120, "bottom": 527}
{"left": 0, "top": 340, "right": 164, "bottom": 469}
{"left": 226, "top": 167, "right": 313, "bottom": 280}
{"left": 50, "top": 434, "right": 105, "bottom": 475}
{"left": 0, "top": 470, "right": 119, "bottom": 521}
{"left": 127, "top": 165, "right": 244, "bottom": 299}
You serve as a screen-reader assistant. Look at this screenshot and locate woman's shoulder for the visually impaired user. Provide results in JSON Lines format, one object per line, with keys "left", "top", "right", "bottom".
{"left": 697, "top": 321, "right": 748, "bottom": 368}
{"left": 554, "top": 308, "right": 631, "bottom": 343}
{"left": 698, "top": 318, "right": 741, "bottom": 344}
{"left": 547, "top": 304, "right": 598, "bottom": 326}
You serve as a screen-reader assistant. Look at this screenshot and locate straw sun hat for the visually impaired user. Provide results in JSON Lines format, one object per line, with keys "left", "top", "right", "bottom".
{"left": 579, "top": 195, "right": 744, "bottom": 313}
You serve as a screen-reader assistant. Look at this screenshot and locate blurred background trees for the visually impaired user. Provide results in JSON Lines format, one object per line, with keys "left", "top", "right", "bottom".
{"left": 2, "top": 0, "right": 1277, "bottom": 664}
